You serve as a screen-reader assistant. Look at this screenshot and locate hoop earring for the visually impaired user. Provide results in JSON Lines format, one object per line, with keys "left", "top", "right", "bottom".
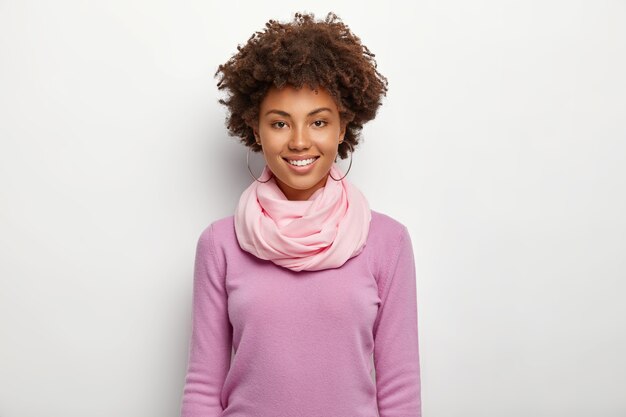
{"left": 329, "top": 141, "right": 353, "bottom": 181}
{"left": 247, "top": 146, "right": 272, "bottom": 183}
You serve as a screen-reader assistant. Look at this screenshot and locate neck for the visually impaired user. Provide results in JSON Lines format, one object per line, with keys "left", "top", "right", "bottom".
{"left": 275, "top": 173, "right": 329, "bottom": 201}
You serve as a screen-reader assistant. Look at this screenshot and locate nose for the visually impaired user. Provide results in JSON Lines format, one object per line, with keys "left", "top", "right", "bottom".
{"left": 288, "top": 125, "right": 311, "bottom": 150}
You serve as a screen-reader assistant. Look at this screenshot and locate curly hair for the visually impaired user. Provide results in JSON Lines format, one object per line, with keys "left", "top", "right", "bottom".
{"left": 214, "top": 11, "right": 389, "bottom": 159}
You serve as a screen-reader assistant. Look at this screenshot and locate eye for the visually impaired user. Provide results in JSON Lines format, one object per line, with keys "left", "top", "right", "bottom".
{"left": 313, "top": 120, "right": 328, "bottom": 127}
{"left": 271, "top": 121, "right": 287, "bottom": 129}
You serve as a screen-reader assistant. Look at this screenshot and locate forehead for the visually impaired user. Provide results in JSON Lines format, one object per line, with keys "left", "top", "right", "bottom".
{"left": 260, "top": 84, "right": 337, "bottom": 110}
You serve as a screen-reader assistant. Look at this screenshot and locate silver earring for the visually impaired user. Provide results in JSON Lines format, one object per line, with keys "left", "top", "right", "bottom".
{"left": 329, "top": 141, "right": 353, "bottom": 181}
{"left": 247, "top": 144, "right": 272, "bottom": 183}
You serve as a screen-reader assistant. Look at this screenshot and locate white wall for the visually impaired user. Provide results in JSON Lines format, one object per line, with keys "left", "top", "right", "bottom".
{"left": 1, "top": 1, "right": 624, "bottom": 416}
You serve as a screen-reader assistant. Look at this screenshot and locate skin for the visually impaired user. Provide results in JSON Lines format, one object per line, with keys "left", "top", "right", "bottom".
{"left": 252, "top": 84, "right": 347, "bottom": 201}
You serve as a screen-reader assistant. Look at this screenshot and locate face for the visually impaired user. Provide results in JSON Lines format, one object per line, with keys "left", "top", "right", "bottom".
{"left": 252, "top": 84, "right": 346, "bottom": 201}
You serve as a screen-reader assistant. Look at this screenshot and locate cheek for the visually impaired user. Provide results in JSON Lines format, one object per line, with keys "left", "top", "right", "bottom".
{"left": 314, "top": 128, "right": 340, "bottom": 145}
{"left": 263, "top": 147, "right": 286, "bottom": 167}
{"left": 320, "top": 135, "right": 341, "bottom": 153}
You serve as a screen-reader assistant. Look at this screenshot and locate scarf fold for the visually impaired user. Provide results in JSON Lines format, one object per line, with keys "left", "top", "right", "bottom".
{"left": 234, "top": 164, "right": 371, "bottom": 272}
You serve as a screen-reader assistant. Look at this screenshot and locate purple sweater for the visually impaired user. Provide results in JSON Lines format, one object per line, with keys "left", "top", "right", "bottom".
{"left": 180, "top": 209, "right": 422, "bottom": 417}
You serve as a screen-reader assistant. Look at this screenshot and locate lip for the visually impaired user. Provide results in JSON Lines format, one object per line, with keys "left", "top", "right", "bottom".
{"left": 282, "top": 155, "right": 320, "bottom": 161}
{"left": 283, "top": 155, "right": 320, "bottom": 173}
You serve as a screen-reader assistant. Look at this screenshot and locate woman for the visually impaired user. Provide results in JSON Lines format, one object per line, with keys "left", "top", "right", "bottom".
{"left": 180, "top": 11, "right": 421, "bottom": 417}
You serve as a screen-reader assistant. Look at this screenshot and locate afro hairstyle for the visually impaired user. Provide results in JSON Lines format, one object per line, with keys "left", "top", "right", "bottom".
{"left": 214, "top": 11, "right": 389, "bottom": 159}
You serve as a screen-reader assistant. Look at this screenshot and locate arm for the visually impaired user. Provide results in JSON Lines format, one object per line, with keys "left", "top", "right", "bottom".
{"left": 180, "top": 224, "right": 232, "bottom": 417}
{"left": 373, "top": 226, "right": 422, "bottom": 417}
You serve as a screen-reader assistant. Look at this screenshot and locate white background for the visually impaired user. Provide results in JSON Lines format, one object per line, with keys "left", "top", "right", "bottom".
{"left": 1, "top": 1, "right": 625, "bottom": 416}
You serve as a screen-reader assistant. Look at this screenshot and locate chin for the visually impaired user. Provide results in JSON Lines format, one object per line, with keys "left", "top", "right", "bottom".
{"left": 287, "top": 178, "right": 322, "bottom": 190}
{"left": 278, "top": 172, "right": 322, "bottom": 188}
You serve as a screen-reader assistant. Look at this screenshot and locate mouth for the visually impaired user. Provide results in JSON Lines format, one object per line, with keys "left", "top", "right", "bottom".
{"left": 282, "top": 156, "right": 320, "bottom": 172}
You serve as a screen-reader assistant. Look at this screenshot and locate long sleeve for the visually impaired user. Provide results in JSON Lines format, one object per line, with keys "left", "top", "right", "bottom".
{"left": 180, "top": 224, "right": 233, "bottom": 417}
{"left": 373, "top": 226, "right": 422, "bottom": 417}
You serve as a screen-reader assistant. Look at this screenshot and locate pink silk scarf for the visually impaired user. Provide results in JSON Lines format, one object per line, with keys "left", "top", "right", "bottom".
{"left": 234, "top": 164, "right": 371, "bottom": 272}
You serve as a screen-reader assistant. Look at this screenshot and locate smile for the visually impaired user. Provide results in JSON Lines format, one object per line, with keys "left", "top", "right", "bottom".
{"left": 285, "top": 157, "right": 319, "bottom": 166}
{"left": 282, "top": 156, "right": 320, "bottom": 172}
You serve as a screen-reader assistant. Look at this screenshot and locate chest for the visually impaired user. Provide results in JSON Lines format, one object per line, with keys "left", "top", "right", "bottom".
{"left": 224, "top": 253, "right": 382, "bottom": 337}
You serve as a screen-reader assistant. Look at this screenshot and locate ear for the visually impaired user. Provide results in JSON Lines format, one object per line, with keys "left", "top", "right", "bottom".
{"left": 250, "top": 122, "right": 261, "bottom": 143}
{"left": 339, "top": 121, "right": 347, "bottom": 143}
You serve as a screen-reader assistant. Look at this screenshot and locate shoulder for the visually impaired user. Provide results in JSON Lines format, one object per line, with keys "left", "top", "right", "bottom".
{"left": 195, "top": 214, "right": 237, "bottom": 258}
{"left": 367, "top": 210, "right": 413, "bottom": 288}
{"left": 198, "top": 212, "right": 409, "bottom": 248}
{"left": 196, "top": 214, "right": 235, "bottom": 240}
{"left": 193, "top": 215, "right": 236, "bottom": 276}
{"left": 369, "top": 209, "right": 410, "bottom": 247}
{"left": 195, "top": 211, "right": 411, "bottom": 264}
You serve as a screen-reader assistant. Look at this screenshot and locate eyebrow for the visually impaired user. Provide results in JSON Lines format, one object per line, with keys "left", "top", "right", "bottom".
{"left": 264, "top": 107, "right": 333, "bottom": 117}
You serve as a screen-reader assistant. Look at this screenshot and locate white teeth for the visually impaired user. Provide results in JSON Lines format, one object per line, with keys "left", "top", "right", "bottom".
{"left": 287, "top": 157, "right": 317, "bottom": 166}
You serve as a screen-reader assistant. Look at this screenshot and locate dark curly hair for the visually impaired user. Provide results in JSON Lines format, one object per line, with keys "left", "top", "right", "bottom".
{"left": 214, "top": 11, "right": 389, "bottom": 159}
